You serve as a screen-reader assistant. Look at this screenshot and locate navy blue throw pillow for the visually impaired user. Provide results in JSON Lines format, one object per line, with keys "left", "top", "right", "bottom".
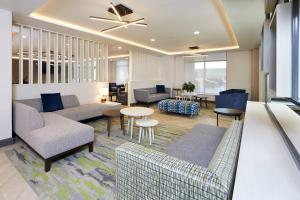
{"left": 41, "top": 93, "right": 64, "bottom": 112}
{"left": 156, "top": 85, "right": 166, "bottom": 93}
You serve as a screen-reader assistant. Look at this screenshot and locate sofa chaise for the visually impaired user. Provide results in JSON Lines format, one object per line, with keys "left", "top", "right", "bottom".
{"left": 134, "top": 87, "right": 171, "bottom": 106}
{"left": 13, "top": 95, "right": 121, "bottom": 172}
{"left": 116, "top": 120, "right": 243, "bottom": 199}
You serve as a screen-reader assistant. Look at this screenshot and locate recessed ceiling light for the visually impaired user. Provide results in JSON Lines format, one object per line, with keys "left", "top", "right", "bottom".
{"left": 117, "top": 46, "right": 122, "bottom": 50}
{"left": 150, "top": 38, "right": 156, "bottom": 42}
{"left": 194, "top": 31, "right": 200, "bottom": 35}
{"left": 22, "top": 35, "right": 27, "bottom": 39}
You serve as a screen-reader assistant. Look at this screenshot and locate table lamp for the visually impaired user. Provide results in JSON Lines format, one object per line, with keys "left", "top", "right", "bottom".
{"left": 99, "top": 87, "right": 109, "bottom": 103}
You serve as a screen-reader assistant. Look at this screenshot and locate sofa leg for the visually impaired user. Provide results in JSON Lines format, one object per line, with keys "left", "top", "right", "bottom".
{"left": 45, "top": 159, "right": 51, "bottom": 172}
{"left": 89, "top": 142, "right": 94, "bottom": 152}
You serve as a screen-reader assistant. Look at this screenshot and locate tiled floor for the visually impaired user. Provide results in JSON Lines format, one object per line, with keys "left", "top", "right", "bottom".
{"left": 0, "top": 102, "right": 232, "bottom": 200}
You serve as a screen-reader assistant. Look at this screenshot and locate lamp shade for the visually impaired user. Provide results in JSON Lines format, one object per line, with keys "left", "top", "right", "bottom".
{"left": 99, "top": 87, "right": 109, "bottom": 97}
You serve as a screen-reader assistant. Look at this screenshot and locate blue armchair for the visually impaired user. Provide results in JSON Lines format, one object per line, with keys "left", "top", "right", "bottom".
{"left": 219, "top": 89, "right": 246, "bottom": 95}
{"left": 215, "top": 91, "right": 248, "bottom": 112}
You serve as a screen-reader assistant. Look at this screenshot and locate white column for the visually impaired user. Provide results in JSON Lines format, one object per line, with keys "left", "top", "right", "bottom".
{"left": 0, "top": 9, "right": 12, "bottom": 142}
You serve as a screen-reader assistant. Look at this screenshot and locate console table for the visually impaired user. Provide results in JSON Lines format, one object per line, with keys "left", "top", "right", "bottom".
{"left": 233, "top": 102, "right": 300, "bottom": 200}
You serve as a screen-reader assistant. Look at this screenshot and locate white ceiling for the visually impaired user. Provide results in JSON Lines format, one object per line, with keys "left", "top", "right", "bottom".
{"left": 31, "top": 0, "right": 238, "bottom": 53}
{"left": 1, "top": 0, "right": 264, "bottom": 55}
{"left": 223, "top": 0, "right": 264, "bottom": 50}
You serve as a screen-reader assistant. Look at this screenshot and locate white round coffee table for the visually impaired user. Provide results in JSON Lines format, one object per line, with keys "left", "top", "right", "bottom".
{"left": 120, "top": 107, "right": 154, "bottom": 139}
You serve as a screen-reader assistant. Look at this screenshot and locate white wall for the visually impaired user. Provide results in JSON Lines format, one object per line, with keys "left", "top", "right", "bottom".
{"left": 227, "top": 50, "right": 252, "bottom": 98}
{"left": 13, "top": 82, "right": 108, "bottom": 104}
{"left": 129, "top": 50, "right": 174, "bottom": 103}
{"left": 0, "top": 9, "right": 12, "bottom": 141}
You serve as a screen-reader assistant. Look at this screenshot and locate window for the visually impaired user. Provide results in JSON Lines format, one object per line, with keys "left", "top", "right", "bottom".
{"left": 185, "top": 55, "right": 227, "bottom": 94}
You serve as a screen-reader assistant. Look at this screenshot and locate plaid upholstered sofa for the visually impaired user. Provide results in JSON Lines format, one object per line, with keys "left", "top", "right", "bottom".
{"left": 116, "top": 120, "right": 243, "bottom": 200}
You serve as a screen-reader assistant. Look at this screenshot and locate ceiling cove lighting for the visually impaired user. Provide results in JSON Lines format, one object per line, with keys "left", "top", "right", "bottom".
{"left": 108, "top": 54, "right": 130, "bottom": 59}
{"left": 101, "top": 18, "right": 145, "bottom": 33}
{"left": 29, "top": 13, "right": 239, "bottom": 56}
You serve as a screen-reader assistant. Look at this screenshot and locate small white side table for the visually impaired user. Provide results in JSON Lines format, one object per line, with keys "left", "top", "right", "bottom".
{"left": 120, "top": 107, "right": 154, "bottom": 139}
{"left": 135, "top": 119, "right": 158, "bottom": 145}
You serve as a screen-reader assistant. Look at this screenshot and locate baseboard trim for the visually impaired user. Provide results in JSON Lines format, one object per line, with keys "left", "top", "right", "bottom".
{"left": 0, "top": 137, "right": 15, "bottom": 147}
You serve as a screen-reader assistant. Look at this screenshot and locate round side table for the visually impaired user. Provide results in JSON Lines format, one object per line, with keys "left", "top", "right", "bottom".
{"left": 103, "top": 109, "right": 125, "bottom": 137}
{"left": 120, "top": 107, "right": 154, "bottom": 139}
{"left": 214, "top": 108, "right": 243, "bottom": 126}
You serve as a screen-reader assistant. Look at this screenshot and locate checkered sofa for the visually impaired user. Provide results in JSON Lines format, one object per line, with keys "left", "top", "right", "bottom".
{"left": 115, "top": 120, "right": 243, "bottom": 200}
{"left": 158, "top": 99, "right": 200, "bottom": 116}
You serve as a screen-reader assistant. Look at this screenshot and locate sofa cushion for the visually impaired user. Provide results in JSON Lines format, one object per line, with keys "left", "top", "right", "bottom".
{"left": 41, "top": 93, "right": 64, "bottom": 112}
{"left": 208, "top": 120, "right": 243, "bottom": 191}
{"left": 24, "top": 113, "right": 94, "bottom": 159}
{"left": 17, "top": 98, "right": 43, "bottom": 112}
{"left": 149, "top": 93, "right": 169, "bottom": 102}
{"left": 17, "top": 95, "right": 80, "bottom": 112}
{"left": 54, "top": 103, "right": 121, "bottom": 121}
{"left": 166, "top": 124, "right": 226, "bottom": 167}
{"left": 61, "top": 95, "right": 80, "bottom": 108}
{"left": 156, "top": 85, "right": 166, "bottom": 93}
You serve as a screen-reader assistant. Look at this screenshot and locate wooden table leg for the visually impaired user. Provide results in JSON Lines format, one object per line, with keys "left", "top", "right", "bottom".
{"left": 205, "top": 98, "right": 208, "bottom": 108}
{"left": 200, "top": 98, "right": 203, "bottom": 108}
{"left": 217, "top": 113, "right": 219, "bottom": 126}
{"left": 120, "top": 114, "right": 125, "bottom": 135}
{"left": 107, "top": 117, "right": 112, "bottom": 137}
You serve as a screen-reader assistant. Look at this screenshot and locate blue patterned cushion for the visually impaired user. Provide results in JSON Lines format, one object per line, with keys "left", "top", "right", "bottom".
{"left": 158, "top": 99, "right": 200, "bottom": 116}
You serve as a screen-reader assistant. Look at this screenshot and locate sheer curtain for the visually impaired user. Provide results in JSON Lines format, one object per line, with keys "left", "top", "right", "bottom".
{"left": 184, "top": 52, "right": 227, "bottom": 95}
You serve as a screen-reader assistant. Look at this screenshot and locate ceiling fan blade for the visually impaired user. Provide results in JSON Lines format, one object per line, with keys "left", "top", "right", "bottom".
{"left": 102, "top": 18, "right": 146, "bottom": 33}
{"left": 89, "top": 16, "right": 125, "bottom": 24}
{"left": 101, "top": 25, "right": 123, "bottom": 33}
{"left": 132, "top": 23, "right": 148, "bottom": 27}
{"left": 110, "top": 2, "right": 123, "bottom": 22}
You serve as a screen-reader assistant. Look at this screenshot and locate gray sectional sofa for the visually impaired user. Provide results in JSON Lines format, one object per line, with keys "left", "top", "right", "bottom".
{"left": 116, "top": 120, "right": 243, "bottom": 200}
{"left": 134, "top": 87, "right": 170, "bottom": 106}
{"left": 13, "top": 95, "right": 121, "bottom": 172}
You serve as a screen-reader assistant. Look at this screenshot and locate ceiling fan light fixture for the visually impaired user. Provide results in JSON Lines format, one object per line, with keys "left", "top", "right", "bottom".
{"left": 89, "top": 16, "right": 125, "bottom": 24}
{"left": 101, "top": 18, "right": 146, "bottom": 33}
{"left": 110, "top": 2, "right": 123, "bottom": 22}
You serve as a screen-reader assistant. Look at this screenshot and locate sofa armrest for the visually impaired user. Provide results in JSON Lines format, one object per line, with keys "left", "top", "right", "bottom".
{"left": 165, "top": 87, "right": 171, "bottom": 95}
{"left": 13, "top": 102, "right": 44, "bottom": 138}
{"left": 134, "top": 89, "right": 150, "bottom": 102}
{"left": 116, "top": 142, "right": 228, "bottom": 200}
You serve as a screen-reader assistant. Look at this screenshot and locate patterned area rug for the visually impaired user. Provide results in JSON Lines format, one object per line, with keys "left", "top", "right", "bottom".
{"left": 5, "top": 119, "right": 189, "bottom": 200}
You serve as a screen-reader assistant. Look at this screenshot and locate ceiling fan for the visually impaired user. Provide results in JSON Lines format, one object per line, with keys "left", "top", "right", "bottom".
{"left": 89, "top": 2, "right": 147, "bottom": 33}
